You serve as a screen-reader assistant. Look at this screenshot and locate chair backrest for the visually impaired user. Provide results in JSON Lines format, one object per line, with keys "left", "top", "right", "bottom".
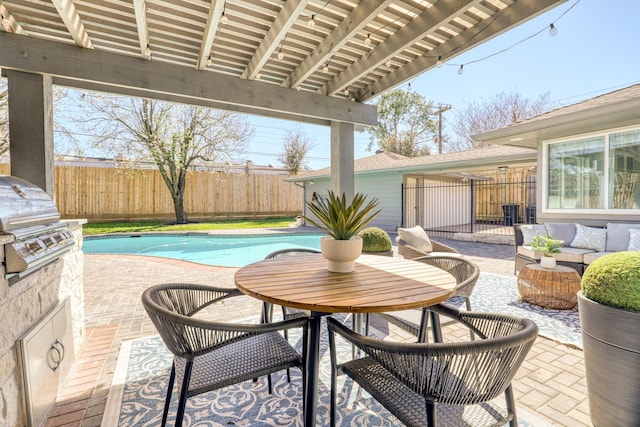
{"left": 265, "top": 248, "right": 321, "bottom": 259}
{"left": 412, "top": 255, "right": 480, "bottom": 298}
{"left": 142, "top": 283, "right": 248, "bottom": 358}
{"left": 327, "top": 310, "right": 537, "bottom": 406}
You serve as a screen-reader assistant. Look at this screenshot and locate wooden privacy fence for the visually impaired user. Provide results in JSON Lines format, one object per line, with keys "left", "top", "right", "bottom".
{"left": 0, "top": 164, "right": 303, "bottom": 221}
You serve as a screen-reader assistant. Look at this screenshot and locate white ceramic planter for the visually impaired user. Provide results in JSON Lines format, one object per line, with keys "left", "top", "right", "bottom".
{"left": 540, "top": 256, "right": 556, "bottom": 269}
{"left": 320, "top": 236, "right": 363, "bottom": 273}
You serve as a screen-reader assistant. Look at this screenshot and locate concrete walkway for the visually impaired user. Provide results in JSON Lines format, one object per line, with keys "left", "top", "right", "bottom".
{"left": 46, "top": 236, "right": 590, "bottom": 427}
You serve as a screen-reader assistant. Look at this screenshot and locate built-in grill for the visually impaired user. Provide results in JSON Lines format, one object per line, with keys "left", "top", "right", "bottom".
{"left": 0, "top": 175, "right": 74, "bottom": 279}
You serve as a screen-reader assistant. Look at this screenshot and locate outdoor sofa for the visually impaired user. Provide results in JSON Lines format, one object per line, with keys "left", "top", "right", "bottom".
{"left": 514, "top": 222, "right": 640, "bottom": 276}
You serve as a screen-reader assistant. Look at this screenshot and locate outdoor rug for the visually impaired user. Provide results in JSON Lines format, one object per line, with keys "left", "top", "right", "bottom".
{"left": 102, "top": 272, "right": 570, "bottom": 426}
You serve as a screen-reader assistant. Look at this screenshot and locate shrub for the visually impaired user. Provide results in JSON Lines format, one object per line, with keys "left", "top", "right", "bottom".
{"left": 359, "top": 227, "right": 392, "bottom": 252}
{"left": 582, "top": 251, "right": 640, "bottom": 312}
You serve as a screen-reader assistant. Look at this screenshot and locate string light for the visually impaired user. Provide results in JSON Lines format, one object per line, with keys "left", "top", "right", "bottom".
{"left": 436, "top": 56, "right": 443, "bottom": 67}
{"left": 343, "top": 88, "right": 349, "bottom": 95}
{"left": 256, "top": 73, "right": 262, "bottom": 79}
{"left": 206, "top": 56, "right": 213, "bottom": 66}
{"left": 458, "top": 64, "right": 464, "bottom": 75}
{"left": 364, "top": 33, "right": 372, "bottom": 46}
{"left": 549, "top": 23, "right": 557, "bottom": 36}
{"left": 308, "top": 14, "right": 315, "bottom": 28}
{"left": 220, "top": 1, "right": 228, "bottom": 24}
{"left": 295, "top": 85, "right": 301, "bottom": 91}
{"left": 1, "top": 15, "right": 11, "bottom": 31}
{"left": 277, "top": 49, "right": 284, "bottom": 60}
{"left": 143, "top": 44, "right": 151, "bottom": 56}
{"left": 385, "top": 59, "right": 392, "bottom": 67}
{"left": 322, "top": 63, "right": 329, "bottom": 73}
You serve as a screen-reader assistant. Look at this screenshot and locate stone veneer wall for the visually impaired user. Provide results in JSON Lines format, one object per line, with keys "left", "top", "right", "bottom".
{"left": 0, "top": 221, "right": 85, "bottom": 427}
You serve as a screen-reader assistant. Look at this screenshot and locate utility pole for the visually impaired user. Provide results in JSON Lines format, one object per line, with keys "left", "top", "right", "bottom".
{"left": 433, "top": 104, "right": 451, "bottom": 154}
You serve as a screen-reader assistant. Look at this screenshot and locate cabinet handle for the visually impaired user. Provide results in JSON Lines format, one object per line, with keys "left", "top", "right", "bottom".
{"left": 48, "top": 339, "right": 65, "bottom": 372}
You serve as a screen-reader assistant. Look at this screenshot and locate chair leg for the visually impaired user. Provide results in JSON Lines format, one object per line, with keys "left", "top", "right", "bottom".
{"left": 418, "top": 308, "right": 429, "bottom": 343}
{"left": 426, "top": 400, "right": 438, "bottom": 427}
{"left": 465, "top": 297, "right": 475, "bottom": 340}
{"left": 430, "top": 311, "right": 443, "bottom": 343}
{"left": 505, "top": 384, "right": 518, "bottom": 427}
{"left": 175, "top": 359, "right": 193, "bottom": 427}
{"left": 161, "top": 363, "right": 176, "bottom": 427}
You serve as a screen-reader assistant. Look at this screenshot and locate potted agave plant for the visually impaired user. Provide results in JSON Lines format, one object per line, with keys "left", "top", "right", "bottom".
{"left": 304, "top": 191, "right": 380, "bottom": 273}
{"left": 531, "top": 233, "right": 562, "bottom": 269}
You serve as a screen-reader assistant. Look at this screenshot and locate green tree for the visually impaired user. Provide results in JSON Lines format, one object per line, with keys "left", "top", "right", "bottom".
{"left": 278, "top": 125, "right": 313, "bottom": 175}
{"left": 366, "top": 89, "right": 438, "bottom": 156}
{"left": 80, "top": 94, "right": 253, "bottom": 223}
{"left": 449, "top": 90, "right": 552, "bottom": 151}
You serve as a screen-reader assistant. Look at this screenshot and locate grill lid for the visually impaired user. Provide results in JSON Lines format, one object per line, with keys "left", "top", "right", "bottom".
{"left": 0, "top": 176, "right": 60, "bottom": 233}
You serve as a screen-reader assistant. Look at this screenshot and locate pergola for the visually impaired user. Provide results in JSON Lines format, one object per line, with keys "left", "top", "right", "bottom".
{"left": 0, "top": 0, "right": 566, "bottom": 198}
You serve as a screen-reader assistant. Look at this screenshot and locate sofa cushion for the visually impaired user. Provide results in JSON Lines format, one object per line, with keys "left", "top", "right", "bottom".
{"left": 605, "top": 223, "right": 640, "bottom": 251}
{"left": 628, "top": 229, "right": 640, "bottom": 251}
{"left": 570, "top": 224, "right": 607, "bottom": 252}
{"left": 397, "top": 226, "right": 432, "bottom": 253}
{"left": 584, "top": 251, "right": 616, "bottom": 265}
{"left": 517, "top": 245, "right": 593, "bottom": 263}
{"left": 545, "top": 223, "right": 576, "bottom": 247}
{"left": 521, "top": 224, "right": 547, "bottom": 245}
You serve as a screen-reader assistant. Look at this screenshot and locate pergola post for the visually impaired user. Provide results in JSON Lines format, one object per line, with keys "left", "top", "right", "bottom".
{"left": 7, "top": 70, "right": 55, "bottom": 197}
{"left": 330, "top": 121, "right": 355, "bottom": 201}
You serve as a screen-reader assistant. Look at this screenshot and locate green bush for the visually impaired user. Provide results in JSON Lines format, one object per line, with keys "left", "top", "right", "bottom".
{"left": 359, "top": 227, "right": 392, "bottom": 252}
{"left": 582, "top": 251, "right": 640, "bottom": 312}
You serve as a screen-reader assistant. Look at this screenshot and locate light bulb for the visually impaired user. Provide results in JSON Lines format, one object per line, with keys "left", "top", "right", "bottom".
{"left": 144, "top": 45, "right": 151, "bottom": 56}
{"left": 295, "top": 85, "right": 301, "bottom": 91}
{"left": 364, "top": 34, "right": 372, "bottom": 46}
{"left": 322, "top": 64, "right": 329, "bottom": 73}
{"left": 277, "top": 49, "right": 284, "bottom": 60}
{"left": 308, "top": 15, "right": 315, "bottom": 28}
{"left": 256, "top": 73, "right": 262, "bottom": 79}
{"left": 1, "top": 15, "right": 10, "bottom": 30}
{"left": 458, "top": 64, "right": 464, "bottom": 75}
{"left": 385, "top": 60, "right": 392, "bottom": 67}
{"left": 436, "top": 56, "right": 443, "bottom": 68}
{"left": 206, "top": 56, "right": 213, "bottom": 66}
{"left": 549, "top": 23, "right": 557, "bottom": 36}
{"left": 343, "top": 88, "right": 349, "bottom": 95}
{"left": 221, "top": 12, "right": 228, "bottom": 24}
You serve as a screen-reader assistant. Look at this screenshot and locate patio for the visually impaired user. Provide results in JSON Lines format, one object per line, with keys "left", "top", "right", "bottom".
{"left": 45, "top": 237, "right": 590, "bottom": 426}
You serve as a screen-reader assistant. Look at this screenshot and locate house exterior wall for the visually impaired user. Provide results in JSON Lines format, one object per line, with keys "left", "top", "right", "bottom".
{"left": 305, "top": 172, "right": 403, "bottom": 231}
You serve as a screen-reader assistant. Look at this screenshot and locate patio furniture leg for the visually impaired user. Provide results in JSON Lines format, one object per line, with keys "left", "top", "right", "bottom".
{"left": 304, "top": 313, "right": 322, "bottom": 427}
{"left": 161, "top": 363, "right": 176, "bottom": 427}
{"left": 175, "top": 359, "right": 193, "bottom": 427}
{"left": 505, "top": 384, "right": 518, "bottom": 426}
{"left": 430, "top": 311, "right": 443, "bottom": 343}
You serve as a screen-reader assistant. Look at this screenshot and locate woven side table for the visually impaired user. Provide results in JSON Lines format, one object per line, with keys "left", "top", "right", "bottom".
{"left": 517, "top": 264, "right": 581, "bottom": 309}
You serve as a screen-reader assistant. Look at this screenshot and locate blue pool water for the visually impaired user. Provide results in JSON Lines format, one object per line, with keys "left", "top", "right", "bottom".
{"left": 83, "top": 233, "right": 324, "bottom": 267}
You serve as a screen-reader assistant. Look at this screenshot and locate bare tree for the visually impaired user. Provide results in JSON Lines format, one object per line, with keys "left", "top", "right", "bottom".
{"left": 278, "top": 125, "right": 314, "bottom": 175}
{"left": 0, "top": 79, "right": 8, "bottom": 158}
{"left": 448, "top": 90, "right": 552, "bottom": 151}
{"left": 80, "top": 94, "right": 253, "bottom": 223}
{"left": 366, "top": 89, "right": 438, "bottom": 157}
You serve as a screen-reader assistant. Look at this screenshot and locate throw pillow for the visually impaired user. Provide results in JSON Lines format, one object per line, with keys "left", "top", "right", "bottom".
{"left": 570, "top": 224, "right": 607, "bottom": 252}
{"left": 544, "top": 223, "right": 576, "bottom": 247}
{"left": 397, "top": 226, "right": 433, "bottom": 253}
{"left": 628, "top": 229, "right": 640, "bottom": 251}
{"left": 521, "top": 224, "right": 547, "bottom": 245}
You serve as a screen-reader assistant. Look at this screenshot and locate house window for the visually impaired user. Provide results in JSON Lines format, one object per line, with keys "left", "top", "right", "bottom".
{"left": 610, "top": 129, "right": 640, "bottom": 209}
{"left": 546, "top": 128, "right": 640, "bottom": 211}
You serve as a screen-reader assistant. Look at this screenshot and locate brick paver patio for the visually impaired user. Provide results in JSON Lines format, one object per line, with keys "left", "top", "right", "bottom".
{"left": 45, "top": 237, "right": 590, "bottom": 426}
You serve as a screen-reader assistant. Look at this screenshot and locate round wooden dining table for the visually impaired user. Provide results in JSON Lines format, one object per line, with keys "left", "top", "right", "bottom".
{"left": 234, "top": 253, "right": 457, "bottom": 426}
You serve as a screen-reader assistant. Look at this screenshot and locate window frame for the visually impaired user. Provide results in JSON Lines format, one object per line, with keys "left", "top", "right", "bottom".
{"left": 542, "top": 124, "right": 640, "bottom": 214}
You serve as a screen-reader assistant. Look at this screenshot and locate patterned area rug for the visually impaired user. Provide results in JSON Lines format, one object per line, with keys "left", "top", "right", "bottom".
{"left": 102, "top": 272, "right": 573, "bottom": 426}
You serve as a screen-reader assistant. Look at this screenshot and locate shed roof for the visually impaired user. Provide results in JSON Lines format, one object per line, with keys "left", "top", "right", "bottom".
{"left": 292, "top": 145, "right": 535, "bottom": 180}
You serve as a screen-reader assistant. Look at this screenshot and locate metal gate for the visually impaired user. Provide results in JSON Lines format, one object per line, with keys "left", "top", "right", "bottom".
{"left": 402, "top": 177, "right": 536, "bottom": 238}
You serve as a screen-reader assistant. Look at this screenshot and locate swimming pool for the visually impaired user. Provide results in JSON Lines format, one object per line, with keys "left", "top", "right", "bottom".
{"left": 83, "top": 233, "right": 324, "bottom": 267}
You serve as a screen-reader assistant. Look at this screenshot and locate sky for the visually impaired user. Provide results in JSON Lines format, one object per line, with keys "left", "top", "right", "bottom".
{"left": 242, "top": 0, "right": 640, "bottom": 170}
